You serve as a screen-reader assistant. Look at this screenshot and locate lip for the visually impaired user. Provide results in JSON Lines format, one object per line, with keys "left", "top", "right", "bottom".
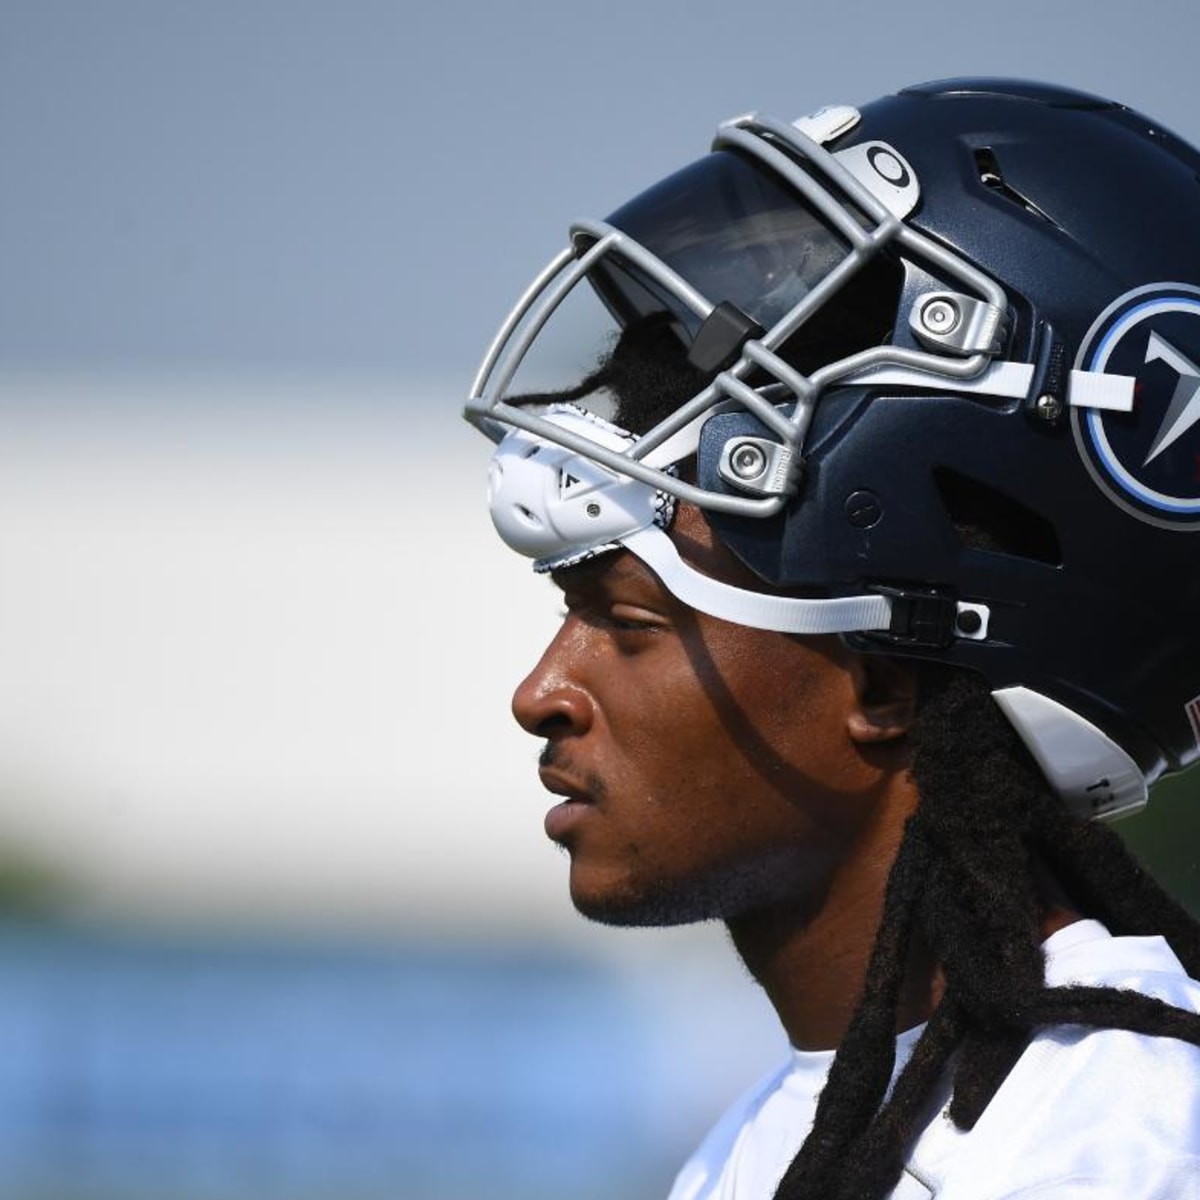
{"left": 544, "top": 797, "right": 593, "bottom": 843}
{"left": 537, "top": 765, "right": 591, "bottom": 799}
{"left": 537, "top": 768, "right": 596, "bottom": 843}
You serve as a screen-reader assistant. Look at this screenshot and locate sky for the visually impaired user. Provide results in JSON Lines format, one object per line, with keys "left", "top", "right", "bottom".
{"left": 1, "top": 0, "right": 1199, "bottom": 936}
{"left": 6, "top": 0, "right": 1200, "bottom": 380}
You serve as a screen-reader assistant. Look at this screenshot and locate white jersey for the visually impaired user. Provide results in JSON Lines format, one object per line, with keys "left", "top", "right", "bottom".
{"left": 668, "top": 920, "right": 1200, "bottom": 1200}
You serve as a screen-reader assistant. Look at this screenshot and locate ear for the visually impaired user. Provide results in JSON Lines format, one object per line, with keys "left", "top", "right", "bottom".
{"left": 844, "top": 654, "right": 917, "bottom": 745}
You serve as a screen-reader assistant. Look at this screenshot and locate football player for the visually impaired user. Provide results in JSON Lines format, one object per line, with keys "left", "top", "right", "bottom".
{"left": 466, "top": 79, "right": 1200, "bottom": 1198}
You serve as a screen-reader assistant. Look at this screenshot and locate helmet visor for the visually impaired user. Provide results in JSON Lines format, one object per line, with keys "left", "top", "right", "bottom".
{"left": 602, "top": 148, "right": 853, "bottom": 331}
{"left": 478, "top": 149, "right": 855, "bottom": 435}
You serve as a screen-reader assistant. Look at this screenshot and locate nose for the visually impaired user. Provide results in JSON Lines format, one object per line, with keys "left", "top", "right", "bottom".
{"left": 511, "top": 628, "right": 595, "bottom": 739}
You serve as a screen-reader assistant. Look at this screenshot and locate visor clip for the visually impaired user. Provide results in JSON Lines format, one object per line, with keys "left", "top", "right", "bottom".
{"left": 688, "top": 302, "right": 766, "bottom": 374}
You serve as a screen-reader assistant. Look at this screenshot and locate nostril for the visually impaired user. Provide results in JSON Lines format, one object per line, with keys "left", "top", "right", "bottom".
{"left": 535, "top": 713, "right": 574, "bottom": 740}
{"left": 514, "top": 504, "right": 543, "bottom": 529}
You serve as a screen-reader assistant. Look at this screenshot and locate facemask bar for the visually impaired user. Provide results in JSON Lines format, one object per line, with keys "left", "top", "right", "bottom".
{"left": 465, "top": 111, "right": 1013, "bottom": 519}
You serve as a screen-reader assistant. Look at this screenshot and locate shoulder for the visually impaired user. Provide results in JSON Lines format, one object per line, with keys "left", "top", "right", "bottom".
{"left": 1041, "top": 917, "right": 1200, "bottom": 1004}
{"left": 974, "top": 1165, "right": 1200, "bottom": 1200}
{"left": 666, "top": 1050, "right": 829, "bottom": 1200}
{"left": 908, "top": 921, "right": 1200, "bottom": 1199}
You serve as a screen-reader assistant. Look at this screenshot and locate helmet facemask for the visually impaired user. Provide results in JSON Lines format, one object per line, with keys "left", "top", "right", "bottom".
{"left": 465, "top": 107, "right": 1018, "bottom": 531}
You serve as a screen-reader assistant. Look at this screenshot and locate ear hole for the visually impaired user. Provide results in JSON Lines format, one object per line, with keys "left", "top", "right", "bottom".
{"left": 934, "top": 467, "right": 1063, "bottom": 566}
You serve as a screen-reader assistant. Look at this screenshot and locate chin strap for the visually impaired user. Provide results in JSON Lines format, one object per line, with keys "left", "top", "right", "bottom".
{"left": 621, "top": 526, "right": 894, "bottom": 634}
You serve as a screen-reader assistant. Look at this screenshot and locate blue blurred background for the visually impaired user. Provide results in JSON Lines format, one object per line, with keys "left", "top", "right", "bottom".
{"left": 1, "top": 2, "right": 1199, "bottom": 1197}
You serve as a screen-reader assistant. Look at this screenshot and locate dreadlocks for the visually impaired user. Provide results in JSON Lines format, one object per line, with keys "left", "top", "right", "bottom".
{"left": 773, "top": 666, "right": 1200, "bottom": 1200}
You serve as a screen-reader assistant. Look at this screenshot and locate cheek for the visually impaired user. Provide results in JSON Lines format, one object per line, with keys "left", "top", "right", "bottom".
{"left": 593, "top": 626, "right": 870, "bottom": 832}
{"left": 677, "top": 630, "right": 876, "bottom": 816}
{"left": 603, "top": 657, "right": 751, "bottom": 796}
{"left": 710, "top": 649, "right": 838, "bottom": 757}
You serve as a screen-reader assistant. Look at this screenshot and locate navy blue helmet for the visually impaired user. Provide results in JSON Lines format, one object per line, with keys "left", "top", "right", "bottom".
{"left": 467, "top": 79, "right": 1200, "bottom": 821}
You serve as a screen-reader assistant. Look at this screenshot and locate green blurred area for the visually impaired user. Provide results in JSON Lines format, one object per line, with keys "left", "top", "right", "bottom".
{"left": 0, "top": 851, "right": 73, "bottom": 918}
{"left": 1118, "top": 765, "right": 1200, "bottom": 914}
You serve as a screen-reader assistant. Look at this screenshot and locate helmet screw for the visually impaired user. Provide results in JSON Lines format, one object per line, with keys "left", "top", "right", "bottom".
{"left": 920, "top": 297, "right": 960, "bottom": 335}
{"left": 585, "top": 502, "right": 602, "bottom": 518}
{"left": 1034, "top": 393, "right": 1064, "bottom": 422}
{"left": 844, "top": 489, "right": 883, "bottom": 529}
{"left": 956, "top": 608, "right": 983, "bottom": 636}
{"left": 729, "top": 442, "right": 768, "bottom": 480}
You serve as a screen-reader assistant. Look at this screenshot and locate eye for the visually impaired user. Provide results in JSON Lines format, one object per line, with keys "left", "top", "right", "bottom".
{"left": 607, "top": 604, "right": 668, "bottom": 634}
{"left": 559, "top": 595, "right": 664, "bottom": 636}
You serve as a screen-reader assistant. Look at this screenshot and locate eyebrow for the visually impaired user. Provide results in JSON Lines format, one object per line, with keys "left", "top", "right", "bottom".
{"left": 549, "top": 552, "right": 645, "bottom": 593}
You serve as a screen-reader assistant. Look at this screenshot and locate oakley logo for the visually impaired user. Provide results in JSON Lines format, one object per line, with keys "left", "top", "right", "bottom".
{"left": 834, "top": 141, "right": 920, "bottom": 219}
{"left": 1071, "top": 284, "right": 1200, "bottom": 530}
{"left": 865, "top": 145, "right": 911, "bottom": 189}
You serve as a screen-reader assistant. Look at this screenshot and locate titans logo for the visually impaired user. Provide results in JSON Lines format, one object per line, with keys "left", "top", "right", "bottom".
{"left": 1071, "top": 283, "right": 1200, "bottom": 531}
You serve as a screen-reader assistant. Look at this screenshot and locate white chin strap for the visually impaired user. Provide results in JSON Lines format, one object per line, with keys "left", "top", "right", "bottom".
{"left": 623, "top": 524, "right": 1146, "bottom": 820}
{"left": 621, "top": 526, "right": 891, "bottom": 634}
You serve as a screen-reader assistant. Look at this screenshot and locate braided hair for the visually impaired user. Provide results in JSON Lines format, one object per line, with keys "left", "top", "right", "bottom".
{"left": 772, "top": 666, "right": 1200, "bottom": 1200}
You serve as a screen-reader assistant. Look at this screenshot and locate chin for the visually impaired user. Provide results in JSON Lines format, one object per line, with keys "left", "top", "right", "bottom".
{"left": 567, "top": 858, "right": 801, "bottom": 928}
{"left": 572, "top": 892, "right": 713, "bottom": 928}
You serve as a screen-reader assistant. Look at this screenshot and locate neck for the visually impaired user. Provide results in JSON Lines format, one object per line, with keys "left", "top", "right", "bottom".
{"left": 725, "top": 781, "right": 933, "bottom": 1052}
{"left": 726, "top": 879, "right": 940, "bottom": 1053}
{"left": 726, "top": 825, "right": 1084, "bottom": 1053}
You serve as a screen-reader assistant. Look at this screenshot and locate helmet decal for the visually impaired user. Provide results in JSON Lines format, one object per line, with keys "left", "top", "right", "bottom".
{"left": 1071, "top": 283, "right": 1200, "bottom": 530}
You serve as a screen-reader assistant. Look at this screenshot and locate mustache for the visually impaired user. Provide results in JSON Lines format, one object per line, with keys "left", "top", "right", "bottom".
{"left": 539, "top": 742, "right": 609, "bottom": 802}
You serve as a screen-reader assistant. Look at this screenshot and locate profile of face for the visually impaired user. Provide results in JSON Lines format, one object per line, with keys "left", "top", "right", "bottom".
{"left": 511, "top": 505, "right": 915, "bottom": 928}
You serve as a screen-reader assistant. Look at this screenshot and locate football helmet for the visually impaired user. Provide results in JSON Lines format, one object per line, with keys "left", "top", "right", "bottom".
{"left": 465, "top": 78, "right": 1200, "bottom": 820}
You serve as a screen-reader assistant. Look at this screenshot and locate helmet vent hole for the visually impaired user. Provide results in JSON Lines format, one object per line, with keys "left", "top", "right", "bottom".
{"left": 972, "top": 147, "right": 1062, "bottom": 229}
{"left": 514, "top": 504, "right": 543, "bottom": 530}
{"left": 974, "top": 146, "right": 1006, "bottom": 189}
{"left": 934, "top": 467, "right": 1062, "bottom": 566}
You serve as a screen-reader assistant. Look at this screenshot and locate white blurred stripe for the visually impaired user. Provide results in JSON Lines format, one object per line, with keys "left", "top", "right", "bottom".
{"left": 0, "top": 375, "right": 578, "bottom": 934}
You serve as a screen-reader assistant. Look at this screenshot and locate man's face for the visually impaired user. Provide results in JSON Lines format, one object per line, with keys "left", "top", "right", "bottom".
{"left": 511, "top": 506, "right": 901, "bottom": 927}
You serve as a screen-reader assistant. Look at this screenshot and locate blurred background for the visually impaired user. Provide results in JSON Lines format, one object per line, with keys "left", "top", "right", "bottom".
{"left": 1, "top": 2, "right": 1199, "bottom": 1197}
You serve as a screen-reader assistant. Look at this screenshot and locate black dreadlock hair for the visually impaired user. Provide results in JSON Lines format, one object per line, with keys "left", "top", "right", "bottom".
{"left": 512, "top": 311, "right": 711, "bottom": 435}
{"left": 513, "top": 316, "right": 1200, "bottom": 1197}
{"left": 772, "top": 666, "right": 1200, "bottom": 1200}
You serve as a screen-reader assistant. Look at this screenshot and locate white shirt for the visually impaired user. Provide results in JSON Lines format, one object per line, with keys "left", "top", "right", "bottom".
{"left": 668, "top": 921, "right": 1200, "bottom": 1199}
